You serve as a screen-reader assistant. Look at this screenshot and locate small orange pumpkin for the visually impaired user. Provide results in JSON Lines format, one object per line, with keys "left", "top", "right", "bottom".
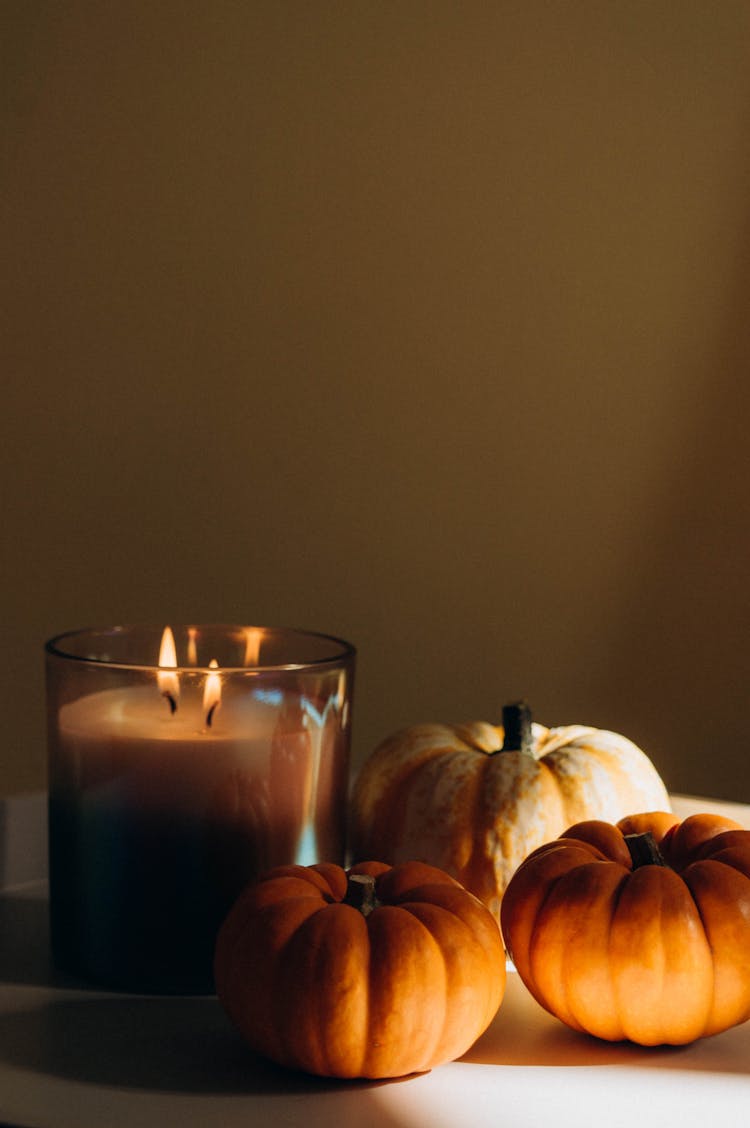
{"left": 500, "top": 811, "right": 750, "bottom": 1045}
{"left": 214, "top": 859, "right": 506, "bottom": 1078}
{"left": 350, "top": 702, "right": 670, "bottom": 920}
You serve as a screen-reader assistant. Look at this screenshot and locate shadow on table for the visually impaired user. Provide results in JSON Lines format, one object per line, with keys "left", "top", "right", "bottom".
{"left": 463, "top": 988, "right": 750, "bottom": 1076}
{"left": 0, "top": 993, "right": 418, "bottom": 1097}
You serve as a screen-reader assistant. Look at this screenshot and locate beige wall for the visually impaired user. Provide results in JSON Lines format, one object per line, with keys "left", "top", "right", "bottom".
{"left": 3, "top": 2, "right": 750, "bottom": 801}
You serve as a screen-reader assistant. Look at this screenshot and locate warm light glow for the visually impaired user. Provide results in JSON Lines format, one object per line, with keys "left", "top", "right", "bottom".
{"left": 157, "top": 626, "right": 179, "bottom": 709}
{"left": 244, "top": 627, "right": 263, "bottom": 666}
{"left": 203, "top": 658, "right": 222, "bottom": 725}
{"left": 187, "top": 627, "right": 198, "bottom": 665}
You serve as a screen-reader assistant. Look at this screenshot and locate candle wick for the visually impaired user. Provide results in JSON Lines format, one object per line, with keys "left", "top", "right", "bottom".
{"left": 206, "top": 701, "right": 219, "bottom": 728}
{"left": 163, "top": 692, "right": 178, "bottom": 715}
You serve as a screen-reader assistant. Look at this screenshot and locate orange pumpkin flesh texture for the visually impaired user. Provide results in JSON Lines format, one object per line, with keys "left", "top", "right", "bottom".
{"left": 500, "top": 811, "right": 750, "bottom": 1046}
{"left": 350, "top": 705, "right": 670, "bottom": 921}
{"left": 214, "top": 860, "right": 506, "bottom": 1079}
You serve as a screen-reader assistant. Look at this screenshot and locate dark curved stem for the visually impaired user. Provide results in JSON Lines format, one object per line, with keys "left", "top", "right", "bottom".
{"left": 624, "top": 832, "right": 667, "bottom": 869}
{"left": 343, "top": 873, "right": 381, "bottom": 916}
{"left": 500, "top": 701, "right": 534, "bottom": 755}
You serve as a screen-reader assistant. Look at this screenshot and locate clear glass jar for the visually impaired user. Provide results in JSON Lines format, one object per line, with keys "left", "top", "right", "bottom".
{"left": 46, "top": 624, "right": 355, "bottom": 993}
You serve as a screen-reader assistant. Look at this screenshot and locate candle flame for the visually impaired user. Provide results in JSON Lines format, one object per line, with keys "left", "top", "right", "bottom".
{"left": 157, "top": 626, "right": 179, "bottom": 712}
{"left": 244, "top": 627, "right": 263, "bottom": 666}
{"left": 203, "top": 658, "right": 222, "bottom": 726}
{"left": 187, "top": 627, "right": 198, "bottom": 665}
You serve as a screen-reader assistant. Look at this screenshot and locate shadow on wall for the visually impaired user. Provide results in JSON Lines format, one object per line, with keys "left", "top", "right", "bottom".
{"left": 0, "top": 793, "right": 47, "bottom": 890}
{"left": 594, "top": 176, "right": 750, "bottom": 803}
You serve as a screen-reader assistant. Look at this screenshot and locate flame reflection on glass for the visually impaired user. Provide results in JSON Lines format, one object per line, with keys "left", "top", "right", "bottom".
{"left": 203, "top": 658, "right": 222, "bottom": 726}
{"left": 244, "top": 627, "right": 263, "bottom": 666}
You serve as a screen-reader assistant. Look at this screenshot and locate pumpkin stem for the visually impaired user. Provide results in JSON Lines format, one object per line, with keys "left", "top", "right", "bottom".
{"left": 499, "top": 701, "right": 535, "bottom": 756}
{"left": 343, "top": 873, "right": 381, "bottom": 916}
{"left": 624, "top": 832, "right": 667, "bottom": 869}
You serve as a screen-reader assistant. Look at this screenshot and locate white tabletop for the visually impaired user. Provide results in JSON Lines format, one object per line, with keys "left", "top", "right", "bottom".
{"left": 1, "top": 793, "right": 749, "bottom": 1128}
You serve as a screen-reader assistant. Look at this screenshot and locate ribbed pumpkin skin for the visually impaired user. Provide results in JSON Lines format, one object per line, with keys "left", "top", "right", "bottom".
{"left": 349, "top": 721, "right": 670, "bottom": 921}
{"left": 214, "top": 859, "right": 506, "bottom": 1079}
{"left": 500, "top": 812, "right": 750, "bottom": 1045}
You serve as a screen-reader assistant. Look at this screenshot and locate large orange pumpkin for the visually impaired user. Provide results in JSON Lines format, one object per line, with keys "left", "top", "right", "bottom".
{"left": 214, "top": 859, "right": 506, "bottom": 1078}
{"left": 350, "top": 703, "right": 670, "bottom": 920}
{"left": 500, "top": 811, "right": 750, "bottom": 1045}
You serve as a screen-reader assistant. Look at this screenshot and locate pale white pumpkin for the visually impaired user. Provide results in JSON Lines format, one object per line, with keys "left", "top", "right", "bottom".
{"left": 349, "top": 704, "right": 670, "bottom": 922}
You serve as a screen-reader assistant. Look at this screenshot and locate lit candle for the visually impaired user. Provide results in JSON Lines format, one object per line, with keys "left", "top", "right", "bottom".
{"left": 46, "top": 624, "right": 355, "bottom": 994}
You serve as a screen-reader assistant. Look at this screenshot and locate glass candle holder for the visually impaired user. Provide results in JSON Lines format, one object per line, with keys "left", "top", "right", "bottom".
{"left": 46, "top": 624, "right": 355, "bottom": 994}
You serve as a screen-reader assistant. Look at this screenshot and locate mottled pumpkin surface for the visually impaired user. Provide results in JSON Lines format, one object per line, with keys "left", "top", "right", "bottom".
{"left": 350, "top": 719, "right": 670, "bottom": 920}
